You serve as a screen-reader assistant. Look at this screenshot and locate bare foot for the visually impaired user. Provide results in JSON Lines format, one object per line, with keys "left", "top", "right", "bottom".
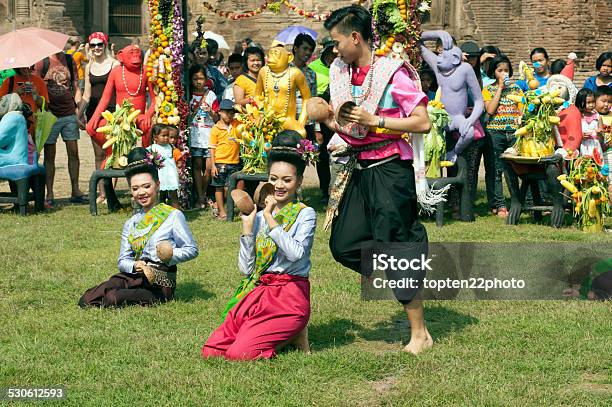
{"left": 291, "top": 327, "right": 311, "bottom": 354}
{"left": 402, "top": 331, "right": 433, "bottom": 355}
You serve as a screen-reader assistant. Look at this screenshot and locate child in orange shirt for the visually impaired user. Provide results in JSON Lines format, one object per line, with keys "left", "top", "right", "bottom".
{"left": 210, "top": 99, "right": 242, "bottom": 219}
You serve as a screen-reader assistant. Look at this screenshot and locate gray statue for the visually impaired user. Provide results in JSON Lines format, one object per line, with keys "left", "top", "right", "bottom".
{"left": 420, "top": 31, "right": 484, "bottom": 162}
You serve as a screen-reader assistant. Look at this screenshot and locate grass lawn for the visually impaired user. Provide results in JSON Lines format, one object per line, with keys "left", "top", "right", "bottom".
{"left": 0, "top": 188, "right": 610, "bottom": 406}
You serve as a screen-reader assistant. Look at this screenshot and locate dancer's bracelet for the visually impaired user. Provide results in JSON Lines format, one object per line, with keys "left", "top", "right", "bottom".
{"left": 378, "top": 116, "right": 385, "bottom": 128}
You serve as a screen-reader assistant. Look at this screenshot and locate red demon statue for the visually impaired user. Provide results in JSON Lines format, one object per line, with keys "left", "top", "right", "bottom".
{"left": 86, "top": 45, "right": 156, "bottom": 150}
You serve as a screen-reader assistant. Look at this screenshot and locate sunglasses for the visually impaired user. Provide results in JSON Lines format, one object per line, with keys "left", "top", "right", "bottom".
{"left": 89, "top": 43, "right": 104, "bottom": 48}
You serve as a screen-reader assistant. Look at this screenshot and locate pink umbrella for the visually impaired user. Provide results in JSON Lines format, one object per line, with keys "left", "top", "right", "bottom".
{"left": 0, "top": 27, "right": 70, "bottom": 70}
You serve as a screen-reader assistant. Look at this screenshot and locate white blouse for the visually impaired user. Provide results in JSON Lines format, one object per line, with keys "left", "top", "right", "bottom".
{"left": 238, "top": 207, "right": 317, "bottom": 278}
{"left": 118, "top": 209, "right": 199, "bottom": 274}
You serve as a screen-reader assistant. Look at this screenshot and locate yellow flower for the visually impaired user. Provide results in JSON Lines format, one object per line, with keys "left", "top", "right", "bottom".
{"left": 160, "top": 101, "right": 174, "bottom": 115}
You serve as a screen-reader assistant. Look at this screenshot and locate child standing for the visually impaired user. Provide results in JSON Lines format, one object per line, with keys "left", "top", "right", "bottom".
{"left": 189, "top": 64, "right": 219, "bottom": 209}
{"left": 210, "top": 99, "right": 242, "bottom": 219}
{"left": 149, "top": 124, "right": 180, "bottom": 208}
{"left": 167, "top": 124, "right": 183, "bottom": 164}
{"left": 576, "top": 88, "right": 604, "bottom": 158}
{"left": 482, "top": 55, "right": 524, "bottom": 218}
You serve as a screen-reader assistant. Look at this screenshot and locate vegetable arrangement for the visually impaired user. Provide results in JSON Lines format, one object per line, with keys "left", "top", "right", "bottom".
{"left": 424, "top": 99, "right": 450, "bottom": 178}
{"left": 510, "top": 62, "right": 565, "bottom": 158}
{"left": 235, "top": 97, "right": 287, "bottom": 174}
{"left": 96, "top": 101, "right": 143, "bottom": 169}
{"left": 558, "top": 152, "right": 610, "bottom": 232}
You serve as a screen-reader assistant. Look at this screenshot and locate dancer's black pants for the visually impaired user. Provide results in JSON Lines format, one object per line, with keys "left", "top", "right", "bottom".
{"left": 330, "top": 158, "right": 428, "bottom": 304}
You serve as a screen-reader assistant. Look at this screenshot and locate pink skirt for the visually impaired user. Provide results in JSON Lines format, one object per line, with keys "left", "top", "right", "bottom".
{"left": 202, "top": 273, "right": 310, "bottom": 360}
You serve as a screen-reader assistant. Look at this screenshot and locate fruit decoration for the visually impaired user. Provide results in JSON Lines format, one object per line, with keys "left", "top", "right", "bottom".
{"left": 373, "top": 0, "right": 431, "bottom": 65}
{"left": 559, "top": 152, "right": 610, "bottom": 232}
{"left": 510, "top": 84, "right": 565, "bottom": 158}
{"left": 147, "top": 0, "right": 191, "bottom": 206}
{"left": 424, "top": 95, "right": 450, "bottom": 178}
{"left": 235, "top": 96, "right": 287, "bottom": 174}
{"left": 518, "top": 61, "right": 541, "bottom": 91}
{"left": 201, "top": 0, "right": 367, "bottom": 21}
{"left": 96, "top": 100, "right": 143, "bottom": 169}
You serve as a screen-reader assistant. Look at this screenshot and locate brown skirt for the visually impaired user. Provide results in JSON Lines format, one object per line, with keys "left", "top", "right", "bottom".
{"left": 78, "top": 271, "right": 175, "bottom": 308}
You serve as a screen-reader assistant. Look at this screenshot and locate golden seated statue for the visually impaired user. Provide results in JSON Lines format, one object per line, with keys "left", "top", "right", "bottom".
{"left": 255, "top": 46, "right": 311, "bottom": 137}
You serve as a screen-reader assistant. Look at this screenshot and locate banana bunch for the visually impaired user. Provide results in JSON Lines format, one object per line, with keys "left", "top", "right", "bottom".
{"left": 96, "top": 100, "right": 143, "bottom": 168}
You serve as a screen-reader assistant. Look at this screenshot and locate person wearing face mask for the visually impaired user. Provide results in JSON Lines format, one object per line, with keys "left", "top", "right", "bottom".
{"left": 78, "top": 147, "right": 198, "bottom": 308}
{"left": 202, "top": 131, "right": 317, "bottom": 360}
{"left": 516, "top": 47, "right": 551, "bottom": 92}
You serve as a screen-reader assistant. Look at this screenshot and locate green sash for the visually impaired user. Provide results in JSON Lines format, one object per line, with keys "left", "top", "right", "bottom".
{"left": 221, "top": 201, "right": 306, "bottom": 320}
{"left": 128, "top": 203, "right": 176, "bottom": 260}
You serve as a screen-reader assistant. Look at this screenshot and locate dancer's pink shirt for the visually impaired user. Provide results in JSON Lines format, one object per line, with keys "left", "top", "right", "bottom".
{"left": 339, "top": 66, "right": 428, "bottom": 160}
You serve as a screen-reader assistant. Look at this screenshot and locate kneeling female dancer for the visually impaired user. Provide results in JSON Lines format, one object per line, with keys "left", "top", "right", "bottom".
{"left": 79, "top": 148, "right": 199, "bottom": 307}
{"left": 202, "top": 131, "right": 317, "bottom": 360}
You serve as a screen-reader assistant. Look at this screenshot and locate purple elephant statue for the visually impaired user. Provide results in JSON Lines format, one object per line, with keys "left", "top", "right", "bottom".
{"left": 420, "top": 30, "right": 484, "bottom": 162}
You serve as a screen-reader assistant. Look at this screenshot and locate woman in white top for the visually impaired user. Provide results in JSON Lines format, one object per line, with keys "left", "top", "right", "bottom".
{"left": 202, "top": 131, "right": 317, "bottom": 360}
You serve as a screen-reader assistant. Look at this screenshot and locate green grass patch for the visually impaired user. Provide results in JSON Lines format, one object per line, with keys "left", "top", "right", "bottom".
{"left": 0, "top": 188, "right": 610, "bottom": 405}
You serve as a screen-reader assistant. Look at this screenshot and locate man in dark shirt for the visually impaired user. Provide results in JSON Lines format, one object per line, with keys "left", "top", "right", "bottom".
{"left": 34, "top": 52, "right": 86, "bottom": 206}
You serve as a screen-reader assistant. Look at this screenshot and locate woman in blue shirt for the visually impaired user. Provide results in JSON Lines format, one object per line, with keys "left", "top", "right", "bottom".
{"left": 583, "top": 52, "right": 612, "bottom": 91}
{"left": 79, "top": 148, "right": 199, "bottom": 308}
{"left": 517, "top": 47, "right": 552, "bottom": 91}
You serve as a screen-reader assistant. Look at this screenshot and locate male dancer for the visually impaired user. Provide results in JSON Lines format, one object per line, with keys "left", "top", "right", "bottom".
{"left": 323, "top": 5, "right": 433, "bottom": 354}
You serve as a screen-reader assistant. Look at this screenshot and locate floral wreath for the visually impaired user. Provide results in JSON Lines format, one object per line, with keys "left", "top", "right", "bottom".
{"left": 127, "top": 150, "right": 166, "bottom": 170}
{"left": 271, "top": 139, "right": 319, "bottom": 166}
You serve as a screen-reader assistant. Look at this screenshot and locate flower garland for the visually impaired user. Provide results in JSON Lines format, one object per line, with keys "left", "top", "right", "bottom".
{"left": 201, "top": 0, "right": 367, "bottom": 21}
{"left": 373, "top": 0, "right": 431, "bottom": 65}
{"left": 147, "top": 0, "right": 192, "bottom": 207}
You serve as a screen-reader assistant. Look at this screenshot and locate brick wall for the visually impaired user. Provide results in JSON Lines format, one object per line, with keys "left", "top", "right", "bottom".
{"left": 3, "top": 0, "right": 608, "bottom": 86}
{"left": 187, "top": 0, "right": 338, "bottom": 49}
{"left": 466, "top": 0, "right": 612, "bottom": 85}
{"left": 189, "top": 0, "right": 610, "bottom": 86}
